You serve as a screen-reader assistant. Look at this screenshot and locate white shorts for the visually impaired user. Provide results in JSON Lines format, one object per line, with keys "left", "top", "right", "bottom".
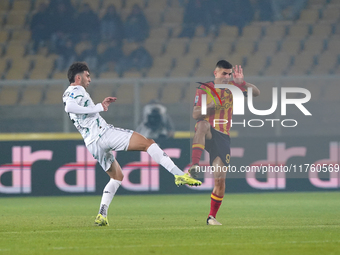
{"left": 87, "top": 125, "right": 134, "bottom": 171}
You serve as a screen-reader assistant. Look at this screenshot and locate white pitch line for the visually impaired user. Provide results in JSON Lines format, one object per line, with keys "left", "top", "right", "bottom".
{"left": 49, "top": 240, "right": 340, "bottom": 250}
{"left": 2, "top": 240, "right": 340, "bottom": 252}
{"left": 1, "top": 224, "right": 340, "bottom": 235}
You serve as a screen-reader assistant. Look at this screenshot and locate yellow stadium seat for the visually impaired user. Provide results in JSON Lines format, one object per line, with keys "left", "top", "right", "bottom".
{"left": 210, "top": 41, "right": 233, "bottom": 56}
{"left": 4, "top": 11, "right": 27, "bottom": 29}
{"left": 4, "top": 41, "right": 26, "bottom": 58}
{"left": 146, "top": 68, "right": 168, "bottom": 78}
{"left": 5, "top": 57, "right": 31, "bottom": 79}
{"left": 161, "top": 83, "right": 184, "bottom": 103}
{"left": 188, "top": 38, "right": 212, "bottom": 58}
{"left": 99, "top": 71, "right": 120, "bottom": 79}
{"left": 0, "top": 85, "right": 20, "bottom": 105}
{"left": 286, "top": 53, "right": 315, "bottom": 75}
{"left": 12, "top": 0, "right": 31, "bottom": 11}
{"left": 140, "top": 83, "right": 160, "bottom": 104}
{"left": 123, "top": 71, "right": 143, "bottom": 78}
{"left": 149, "top": 27, "right": 169, "bottom": 39}
{"left": 0, "top": 0, "right": 10, "bottom": 12}
{"left": 75, "top": 41, "right": 92, "bottom": 56}
{"left": 115, "top": 84, "right": 134, "bottom": 104}
{"left": 263, "top": 52, "right": 292, "bottom": 76}
{"left": 279, "top": 39, "right": 302, "bottom": 55}
{"left": 244, "top": 53, "right": 268, "bottom": 76}
{"left": 122, "top": 41, "right": 139, "bottom": 55}
{"left": 303, "top": 38, "right": 325, "bottom": 54}
{"left": 287, "top": 24, "right": 310, "bottom": 39}
{"left": 29, "top": 56, "right": 56, "bottom": 79}
{"left": 264, "top": 22, "right": 288, "bottom": 40}
{"left": 169, "top": 26, "right": 182, "bottom": 38}
{"left": 11, "top": 29, "right": 31, "bottom": 42}
{"left": 91, "top": 84, "right": 115, "bottom": 103}
{"left": 308, "top": 0, "right": 327, "bottom": 7}
{"left": 195, "top": 54, "right": 223, "bottom": 75}
{"left": 0, "top": 30, "right": 9, "bottom": 44}
{"left": 169, "top": 68, "right": 191, "bottom": 78}
{"left": 96, "top": 42, "right": 108, "bottom": 55}
{"left": 233, "top": 40, "right": 255, "bottom": 56}
{"left": 298, "top": 9, "right": 320, "bottom": 24}
{"left": 256, "top": 39, "right": 278, "bottom": 56}
{"left": 81, "top": 0, "right": 100, "bottom": 11}
{"left": 101, "top": 0, "right": 123, "bottom": 10}
{"left": 43, "top": 84, "right": 65, "bottom": 105}
{"left": 0, "top": 58, "right": 10, "bottom": 76}
{"left": 144, "top": 9, "right": 162, "bottom": 27}
{"left": 20, "top": 85, "right": 44, "bottom": 105}
{"left": 326, "top": 37, "right": 340, "bottom": 53}
{"left": 145, "top": 0, "right": 167, "bottom": 10}
{"left": 322, "top": 8, "right": 340, "bottom": 22}
{"left": 218, "top": 25, "right": 239, "bottom": 39}
{"left": 312, "top": 51, "right": 338, "bottom": 74}
{"left": 241, "top": 24, "right": 263, "bottom": 41}
{"left": 163, "top": 38, "right": 189, "bottom": 57}
{"left": 52, "top": 71, "right": 67, "bottom": 80}
{"left": 163, "top": 8, "right": 183, "bottom": 25}
{"left": 311, "top": 23, "right": 332, "bottom": 38}
{"left": 144, "top": 38, "right": 165, "bottom": 57}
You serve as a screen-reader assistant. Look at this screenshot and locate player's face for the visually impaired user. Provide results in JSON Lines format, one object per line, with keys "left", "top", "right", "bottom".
{"left": 80, "top": 71, "right": 91, "bottom": 89}
{"left": 214, "top": 68, "right": 232, "bottom": 84}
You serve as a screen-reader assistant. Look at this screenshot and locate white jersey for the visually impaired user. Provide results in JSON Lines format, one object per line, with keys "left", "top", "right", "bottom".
{"left": 62, "top": 85, "right": 110, "bottom": 146}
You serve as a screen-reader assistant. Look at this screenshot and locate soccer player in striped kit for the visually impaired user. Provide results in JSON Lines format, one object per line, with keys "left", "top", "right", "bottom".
{"left": 189, "top": 60, "right": 260, "bottom": 225}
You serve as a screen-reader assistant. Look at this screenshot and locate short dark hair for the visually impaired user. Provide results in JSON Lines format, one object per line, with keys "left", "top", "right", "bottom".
{"left": 216, "top": 60, "right": 232, "bottom": 69}
{"left": 67, "top": 62, "right": 90, "bottom": 83}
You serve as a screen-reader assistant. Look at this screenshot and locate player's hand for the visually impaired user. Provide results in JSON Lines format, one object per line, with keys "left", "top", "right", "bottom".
{"left": 101, "top": 97, "right": 117, "bottom": 111}
{"left": 232, "top": 65, "right": 244, "bottom": 85}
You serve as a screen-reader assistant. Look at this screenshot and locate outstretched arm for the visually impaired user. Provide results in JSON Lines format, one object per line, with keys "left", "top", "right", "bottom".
{"left": 65, "top": 97, "right": 117, "bottom": 114}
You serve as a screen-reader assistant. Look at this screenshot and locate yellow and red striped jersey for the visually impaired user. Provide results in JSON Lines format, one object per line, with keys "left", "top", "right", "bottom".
{"left": 194, "top": 81, "right": 247, "bottom": 135}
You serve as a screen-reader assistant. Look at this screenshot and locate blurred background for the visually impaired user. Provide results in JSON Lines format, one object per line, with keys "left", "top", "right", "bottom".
{"left": 0, "top": 0, "right": 339, "bottom": 138}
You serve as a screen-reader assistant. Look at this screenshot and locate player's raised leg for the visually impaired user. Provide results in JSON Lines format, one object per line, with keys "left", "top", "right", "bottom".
{"left": 189, "top": 120, "right": 212, "bottom": 178}
{"left": 95, "top": 160, "right": 123, "bottom": 226}
{"left": 207, "top": 156, "right": 226, "bottom": 226}
{"left": 127, "top": 132, "right": 202, "bottom": 186}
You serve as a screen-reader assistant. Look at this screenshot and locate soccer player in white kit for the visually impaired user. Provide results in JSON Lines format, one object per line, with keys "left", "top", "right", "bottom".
{"left": 62, "top": 62, "right": 201, "bottom": 226}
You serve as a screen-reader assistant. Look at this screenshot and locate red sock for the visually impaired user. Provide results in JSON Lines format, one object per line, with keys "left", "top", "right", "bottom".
{"left": 192, "top": 143, "right": 204, "bottom": 165}
{"left": 209, "top": 192, "right": 224, "bottom": 218}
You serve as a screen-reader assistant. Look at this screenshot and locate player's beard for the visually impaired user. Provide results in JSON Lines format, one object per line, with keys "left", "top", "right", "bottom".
{"left": 81, "top": 77, "right": 89, "bottom": 89}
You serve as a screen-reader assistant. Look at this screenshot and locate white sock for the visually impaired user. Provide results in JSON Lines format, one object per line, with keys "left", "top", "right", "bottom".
{"left": 98, "top": 178, "right": 121, "bottom": 217}
{"left": 147, "top": 143, "right": 184, "bottom": 176}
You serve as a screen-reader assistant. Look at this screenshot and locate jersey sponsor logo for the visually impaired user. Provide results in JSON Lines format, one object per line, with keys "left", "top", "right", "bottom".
{"left": 69, "top": 92, "right": 75, "bottom": 99}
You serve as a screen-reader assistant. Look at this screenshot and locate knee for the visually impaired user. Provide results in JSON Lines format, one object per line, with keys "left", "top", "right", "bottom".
{"left": 214, "top": 178, "right": 226, "bottom": 188}
{"left": 117, "top": 174, "right": 124, "bottom": 182}
{"left": 145, "top": 139, "right": 155, "bottom": 151}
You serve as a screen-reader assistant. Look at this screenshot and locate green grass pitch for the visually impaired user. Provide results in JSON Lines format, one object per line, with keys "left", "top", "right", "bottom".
{"left": 0, "top": 192, "right": 340, "bottom": 255}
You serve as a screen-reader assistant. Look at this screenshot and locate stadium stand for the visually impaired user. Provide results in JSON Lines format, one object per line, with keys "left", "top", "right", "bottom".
{"left": 0, "top": 0, "right": 338, "bottom": 120}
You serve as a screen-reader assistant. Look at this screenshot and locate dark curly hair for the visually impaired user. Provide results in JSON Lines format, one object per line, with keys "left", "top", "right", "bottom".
{"left": 67, "top": 62, "right": 90, "bottom": 83}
